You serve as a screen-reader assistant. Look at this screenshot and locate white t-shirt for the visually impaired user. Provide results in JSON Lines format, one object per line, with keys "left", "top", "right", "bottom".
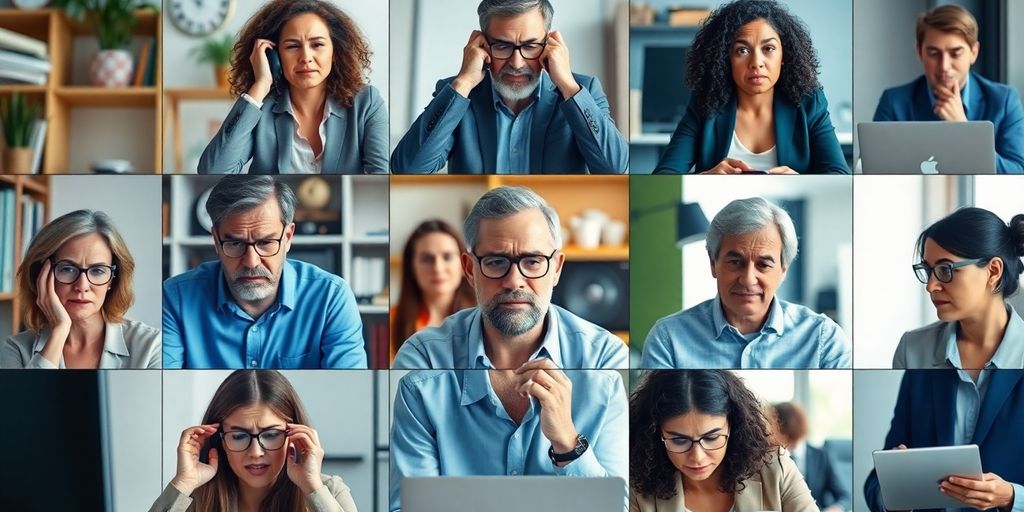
{"left": 728, "top": 130, "right": 778, "bottom": 170}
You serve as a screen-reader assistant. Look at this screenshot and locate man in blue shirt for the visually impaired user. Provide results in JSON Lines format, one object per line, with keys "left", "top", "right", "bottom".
{"left": 389, "top": 364, "right": 628, "bottom": 512}
{"left": 641, "top": 197, "right": 850, "bottom": 369}
{"left": 162, "top": 176, "right": 366, "bottom": 369}
{"left": 390, "top": 0, "right": 628, "bottom": 174}
{"left": 392, "top": 185, "right": 627, "bottom": 369}
{"left": 872, "top": 4, "right": 1024, "bottom": 173}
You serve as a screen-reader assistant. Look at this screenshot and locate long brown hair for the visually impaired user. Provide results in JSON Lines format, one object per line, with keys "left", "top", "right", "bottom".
{"left": 393, "top": 220, "right": 476, "bottom": 352}
{"left": 190, "top": 370, "right": 312, "bottom": 512}
{"left": 229, "top": 0, "right": 372, "bottom": 107}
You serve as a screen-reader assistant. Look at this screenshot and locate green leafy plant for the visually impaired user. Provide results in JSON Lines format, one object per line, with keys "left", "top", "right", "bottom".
{"left": 189, "top": 33, "right": 235, "bottom": 67}
{"left": 0, "top": 93, "right": 41, "bottom": 148}
{"left": 51, "top": 0, "right": 160, "bottom": 50}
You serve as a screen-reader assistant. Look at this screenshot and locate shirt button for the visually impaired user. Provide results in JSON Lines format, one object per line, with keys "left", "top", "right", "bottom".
{"left": 511, "top": 470, "right": 518, "bottom": 475}
{"left": 250, "top": 360, "right": 258, "bottom": 367}
{"left": 251, "top": 326, "right": 258, "bottom": 333}
{"left": 512, "top": 433, "right": 520, "bottom": 439}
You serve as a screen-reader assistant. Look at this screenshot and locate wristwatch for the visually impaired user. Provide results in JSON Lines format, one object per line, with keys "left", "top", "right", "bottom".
{"left": 548, "top": 434, "right": 590, "bottom": 464}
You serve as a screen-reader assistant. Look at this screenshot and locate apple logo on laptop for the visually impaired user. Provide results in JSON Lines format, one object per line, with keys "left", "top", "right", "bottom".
{"left": 920, "top": 156, "right": 939, "bottom": 174}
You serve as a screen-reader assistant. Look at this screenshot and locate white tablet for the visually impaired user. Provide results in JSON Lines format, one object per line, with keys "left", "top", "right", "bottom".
{"left": 872, "top": 444, "right": 983, "bottom": 510}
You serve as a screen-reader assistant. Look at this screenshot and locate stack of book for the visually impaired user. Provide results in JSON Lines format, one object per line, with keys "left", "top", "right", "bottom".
{"left": 0, "top": 27, "right": 50, "bottom": 85}
{"left": 351, "top": 255, "right": 387, "bottom": 304}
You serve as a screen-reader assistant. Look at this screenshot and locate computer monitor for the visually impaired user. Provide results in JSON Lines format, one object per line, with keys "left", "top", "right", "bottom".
{"left": 642, "top": 46, "right": 690, "bottom": 133}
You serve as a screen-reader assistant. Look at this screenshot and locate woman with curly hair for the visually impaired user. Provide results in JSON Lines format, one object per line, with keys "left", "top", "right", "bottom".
{"left": 198, "top": 0, "right": 388, "bottom": 174}
{"left": 654, "top": 0, "right": 848, "bottom": 174}
{"left": 629, "top": 370, "right": 817, "bottom": 511}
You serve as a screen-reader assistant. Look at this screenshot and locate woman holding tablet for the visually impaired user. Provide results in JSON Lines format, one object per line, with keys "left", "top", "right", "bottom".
{"left": 629, "top": 370, "right": 817, "bottom": 511}
{"left": 894, "top": 207, "right": 1024, "bottom": 369}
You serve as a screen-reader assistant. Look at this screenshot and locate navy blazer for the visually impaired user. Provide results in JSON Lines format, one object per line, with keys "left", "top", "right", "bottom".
{"left": 804, "top": 444, "right": 851, "bottom": 510}
{"left": 653, "top": 88, "right": 849, "bottom": 174}
{"left": 873, "top": 73, "right": 1024, "bottom": 173}
{"left": 863, "top": 370, "right": 1024, "bottom": 511}
{"left": 197, "top": 85, "right": 389, "bottom": 174}
{"left": 390, "top": 71, "right": 628, "bottom": 174}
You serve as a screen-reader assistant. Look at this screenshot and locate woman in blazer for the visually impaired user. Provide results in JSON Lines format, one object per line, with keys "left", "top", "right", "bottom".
{"left": 1, "top": 210, "right": 160, "bottom": 369}
{"left": 630, "top": 370, "right": 818, "bottom": 512}
{"left": 151, "top": 370, "right": 357, "bottom": 512}
{"left": 198, "top": 0, "right": 388, "bottom": 174}
{"left": 894, "top": 207, "right": 1024, "bottom": 369}
{"left": 653, "top": 0, "right": 847, "bottom": 174}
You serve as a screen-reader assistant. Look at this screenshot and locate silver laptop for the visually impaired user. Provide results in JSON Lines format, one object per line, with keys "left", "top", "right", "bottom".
{"left": 872, "top": 445, "right": 983, "bottom": 510}
{"left": 858, "top": 121, "right": 996, "bottom": 174}
{"left": 400, "top": 476, "right": 625, "bottom": 512}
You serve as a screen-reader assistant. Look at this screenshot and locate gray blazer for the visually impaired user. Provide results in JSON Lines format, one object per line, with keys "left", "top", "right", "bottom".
{"left": 1, "top": 318, "right": 161, "bottom": 369}
{"left": 197, "top": 85, "right": 388, "bottom": 174}
{"left": 149, "top": 474, "right": 356, "bottom": 512}
{"left": 893, "top": 304, "right": 1024, "bottom": 369}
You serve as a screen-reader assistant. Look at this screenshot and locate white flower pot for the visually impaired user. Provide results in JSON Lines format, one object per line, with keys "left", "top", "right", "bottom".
{"left": 89, "top": 49, "right": 134, "bottom": 88}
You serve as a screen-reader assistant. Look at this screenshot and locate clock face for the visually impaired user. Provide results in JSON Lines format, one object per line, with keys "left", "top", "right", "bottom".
{"left": 12, "top": 0, "right": 50, "bottom": 9}
{"left": 170, "top": 0, "right": 235, "bottom": 37}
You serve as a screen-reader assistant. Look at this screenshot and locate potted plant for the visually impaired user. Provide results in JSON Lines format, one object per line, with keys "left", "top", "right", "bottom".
{"left": 190, "top": 33, "right": 236, "bottom": 89}
{"left": 1, "top": 93, "right": 41, "bottom": 173}
{"left": 51, "top": 0, "right": 159, "bottom": 87}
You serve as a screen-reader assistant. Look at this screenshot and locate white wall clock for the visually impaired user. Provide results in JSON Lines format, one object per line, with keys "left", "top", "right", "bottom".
{"left": 169, "top": 0, "right": 236, "bottom": 37}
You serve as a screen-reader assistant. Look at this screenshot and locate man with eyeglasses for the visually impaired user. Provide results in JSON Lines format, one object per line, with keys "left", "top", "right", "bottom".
{"left": 641, "top": 197, "right": 851, "bottom": 369}
{"left": 162, "top": 176, "right": 366, "bottom": 369}
{"left": 390, "top": 0, "right": 628, "bottom": 174}
{"left": 393, "top": 186, "right": 627, "bottom": 370}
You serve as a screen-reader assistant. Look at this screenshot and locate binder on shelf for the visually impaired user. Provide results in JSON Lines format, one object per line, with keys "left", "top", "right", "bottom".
{"left": 133, "top": 38, "right": 151, "bottom": 87}
{"left": 0, "top": 26, "right": 48, "bottom": 60}
{"left": 28, "top": 119, "right": 46, "bottom": 174}
{"left": 1, "top": 188, "right": 15, "bottom": 292}
{"left": 0, "top": 66, "right": 46, "bottom": 85}
{"left": 0, "top": 48, "right": 51, "bottom": 74}
{"left": 143, "top": 39, "right": 157, "bottom": 86}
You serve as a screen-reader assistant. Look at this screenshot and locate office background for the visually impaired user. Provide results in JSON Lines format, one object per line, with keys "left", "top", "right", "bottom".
{"left": 851, "top": 370, "right": 903, "bottom": 512}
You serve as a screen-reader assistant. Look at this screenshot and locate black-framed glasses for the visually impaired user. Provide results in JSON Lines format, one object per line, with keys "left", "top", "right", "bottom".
{"left": 219, "top": 428, "right": 288, "bottom": 452}
{"left": 215, "top": 224, "right": 286, "bottom": 258}
{"left": 913, "top": 258, "right": 988, "bottom": 284}
{"left": 472, "top": 249, "right": 557, "bottom": 279}
{"left": 661, "top": 433, "right": 730, "bottom": 454}
{"left": 486, "top": 37, "right": 548, "bottom": 60}
{"left": 52, "top": 261, "right": 117, "bottom": 286}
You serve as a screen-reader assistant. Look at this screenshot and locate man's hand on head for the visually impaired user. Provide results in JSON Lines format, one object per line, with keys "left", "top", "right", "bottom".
{"left": 453, "top": 30, "right": 491, "bottom": 98}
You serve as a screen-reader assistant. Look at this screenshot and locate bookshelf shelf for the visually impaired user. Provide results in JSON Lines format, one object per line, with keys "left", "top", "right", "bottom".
{"left": 0, "top": 175, "right": 49, "bottom": 335}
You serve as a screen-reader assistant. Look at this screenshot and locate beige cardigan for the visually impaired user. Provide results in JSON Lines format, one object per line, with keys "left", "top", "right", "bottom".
{"left": 630, "top": 449, "right": 819, "bottom": 512}
{"left": 148, "top": 474, "right": 357, "bottom": 512}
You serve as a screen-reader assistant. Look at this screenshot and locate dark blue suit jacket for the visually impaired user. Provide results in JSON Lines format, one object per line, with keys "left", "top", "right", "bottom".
{"left": 873, "top": 73, "right": 1024, "bottom": 173}
{"left": 863, "top": 370, "right": 1024, "bottom": 511}
{"left": 652, "top": 88, "right": 849, "bottom": 174}
{"left": 390, "top": 71, "right": 628, "bottom": 174}
{"left": 805, "top": 444, "right": 852, "bottom": 510}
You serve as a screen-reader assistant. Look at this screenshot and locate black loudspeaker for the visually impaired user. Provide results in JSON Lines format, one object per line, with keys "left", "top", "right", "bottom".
{"left": 552, "top": 260, "right": 629, "bottom": 332}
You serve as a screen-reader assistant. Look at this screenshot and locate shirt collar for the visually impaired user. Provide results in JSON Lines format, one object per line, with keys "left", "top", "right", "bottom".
{"left": 216, "top": 260, "right": 296, "bottom": 313}
{"left": 460, "top": 369, "right": 492, "bottom": 406}
{"left": 711, "top": 295, "right": 785, "bottom": 338}
{"left": 275, "top": 91, "right": 337, "bottom": 120}
{"left": 31, "top": 321, "right": 129, "bottom": 359}
{"left": 490, "top": 70, "right": 545, "bottom": 113}
{"left": 946, "top": 303, "right": 1024, "bottom": 369}
{"left": 469, "top": 305, "right": 563, "bottom": 369}
{"left": 926, "top": 73, "right": 973, "bottom": 116}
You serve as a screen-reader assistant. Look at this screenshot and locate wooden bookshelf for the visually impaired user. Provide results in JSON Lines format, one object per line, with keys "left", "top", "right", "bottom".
{"left": 0, "top": 8, "right": 162, "bottom": 173}
{"left": 0, "top": 175, "right": 49, "bottom": 335}
{"left": 163, "top": 87, "right": 234, "bottom": 172}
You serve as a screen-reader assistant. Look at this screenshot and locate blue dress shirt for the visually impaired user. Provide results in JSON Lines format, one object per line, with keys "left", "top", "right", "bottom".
{"left": 640, "top": 296, "right": 850, "bottom": 368}
{"left": 389, "top": 369, "right": 628, "bottom": 512}
{"left": 493, "top": 75, "right": 537, "bottom": 174}
{"left": 162, "top": 259, "right": 366, "bottom": 369}
{"left": 392, "top": 305, "right": 628, "bottom": 369}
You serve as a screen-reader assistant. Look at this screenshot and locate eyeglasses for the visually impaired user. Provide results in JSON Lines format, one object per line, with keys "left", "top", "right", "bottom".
{"left": 215, "top": 224, "right": 286, "bottom": 258}
{"left": 219, "top": 428, "right": 288, "bottom": 452}
{"left": 472, "top": 250, "right": 557, "bottom": 279}
{"left": 661, "top": 433, "right": 730, "bottom": 454}
{"left": 487, "top": 38, "right": 548, "bottom": 60}
{"left": 52, "top": 261, "right": 117, "bottom": 286}
{"left": 912, "top": 258, "right": 988, "bottom": 284}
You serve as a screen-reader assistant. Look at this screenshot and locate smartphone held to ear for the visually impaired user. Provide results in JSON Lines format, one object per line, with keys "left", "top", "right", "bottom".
{"left": 266, "top": 47, "right": 283, "bottom": 87}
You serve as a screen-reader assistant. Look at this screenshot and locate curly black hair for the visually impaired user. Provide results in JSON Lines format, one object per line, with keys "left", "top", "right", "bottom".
{"left": 686, "top": 0, "right": 821, "bottom": 118}
{"left": 629, "top": 370, "right": 777, "bottom": 501}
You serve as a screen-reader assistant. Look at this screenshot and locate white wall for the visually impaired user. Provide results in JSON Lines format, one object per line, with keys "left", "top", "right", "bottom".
{"left": 48, "top": 175, "right": 162, "bottom": 330}
{"left": 852, "top": 370, "right": 904, "bottom": 512}
{"left": 104, "top": 370, "right": 162, "bottom": 512}
{"left": 1010, "top": 1, "right": 1024, "bottom": 97}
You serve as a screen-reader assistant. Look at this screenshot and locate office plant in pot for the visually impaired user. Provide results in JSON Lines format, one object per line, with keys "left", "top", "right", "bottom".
{"left": 51, "top": 0, "right": 158, "bottom": 87}
{"left": 190, "top": 33, "right": 235, "bottom": 89}
{"left": 1, "top": 93, "right": 41, "bottom": 173}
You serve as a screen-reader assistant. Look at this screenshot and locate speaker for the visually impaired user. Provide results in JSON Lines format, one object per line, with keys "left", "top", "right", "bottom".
{"left": 552, "top": 260, "right": 629, "bottom": 332}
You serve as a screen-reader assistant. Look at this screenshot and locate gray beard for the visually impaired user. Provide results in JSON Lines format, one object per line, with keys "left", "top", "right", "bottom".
{"left": 482, "top": 289, "right": 545, "bottom": 337}
{"left": 493, "top": 68, "right": 540, "bottom": 102}
{"left": 227, "top": 268, "right": 277, "bottom": 302}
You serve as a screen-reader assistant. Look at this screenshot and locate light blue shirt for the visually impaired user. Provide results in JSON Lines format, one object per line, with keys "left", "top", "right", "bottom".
{"left": 162, "top": 259, "right": 366, "bottom": 369}
{"left": 389, "top": 369, "right": 628, "bottom": 512}
{"left": 926, "top": 73, "right": 973, "bottom": 117}
{"left": 950, "top": 369, "right": 1024, "bottom": 512}
{"left": 491, "top": 73, "right": 539, "bottom": 174}
{"left": 392, "top": 305, "right": 628, "bottom": 369}
{"left": 640, "top": 296, "right": 850, "bottom": 368}
{"left": 893, "top": 304, "right": 1024, "bottom": 369}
